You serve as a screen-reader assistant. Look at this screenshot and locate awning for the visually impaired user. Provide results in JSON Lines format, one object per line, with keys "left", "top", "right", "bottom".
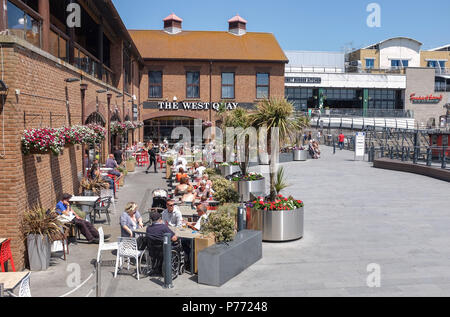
{"left": 436, "top": 74, "right": 450, "bottom": 79}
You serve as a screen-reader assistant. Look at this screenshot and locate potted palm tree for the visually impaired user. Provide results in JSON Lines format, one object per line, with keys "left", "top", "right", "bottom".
{"left": 80, "top": 177, "right": 110, "bottom": 196}
{"left": 22, "top": 207, "right": 67, "bottom": 271}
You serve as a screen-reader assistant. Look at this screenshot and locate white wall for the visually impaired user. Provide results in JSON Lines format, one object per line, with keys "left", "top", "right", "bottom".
{"left": 285, "top": 72, "right": 407, "bottom": 89}
{"left": 379, "top": 38, "right": 421, "bottom": 69}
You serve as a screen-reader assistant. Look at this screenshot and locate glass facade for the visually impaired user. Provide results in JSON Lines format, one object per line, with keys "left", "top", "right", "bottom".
{"left": 285, "top": 87, "right": 314, "bottom": 111}
{"left": 144, "top": 116, "right": 199, "bottom": 144}
{"left": 368, "top": 89, "right": 397, "bottom": 110}
{"left": 7, "top": 1, "right": 41, "bottom": 48}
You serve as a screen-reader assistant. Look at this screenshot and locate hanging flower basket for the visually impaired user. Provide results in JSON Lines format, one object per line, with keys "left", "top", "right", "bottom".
{"left": 22, "top": 128, "right": 65, "bottom": 156}
{"left": 133, "top": 121, "right": 144, "bottom": 129}
{"left": 86, "top": 124, "right": 106, "bottom": 144}
{"left": 110, "top": 121, "right": 127, "bottom": 135}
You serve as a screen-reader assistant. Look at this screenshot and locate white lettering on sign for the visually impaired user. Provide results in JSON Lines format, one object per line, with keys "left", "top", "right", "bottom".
{"left": 159, "top": 102, "right": 238, "bottom": 111}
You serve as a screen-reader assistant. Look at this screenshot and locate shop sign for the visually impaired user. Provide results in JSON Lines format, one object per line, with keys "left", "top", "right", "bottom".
{"left": 286, "top": 77, "right": 322, "bottom": 84}
{"left": 410, "top": 93, "right": 443, "bottom": 104}
{"left": 157, "top": 102, "right": 238, "bottom": 111}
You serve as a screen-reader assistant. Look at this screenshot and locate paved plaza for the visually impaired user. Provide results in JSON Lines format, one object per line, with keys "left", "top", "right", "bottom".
{"left": 29, "top": 146, "right": 450, "bottom": 297}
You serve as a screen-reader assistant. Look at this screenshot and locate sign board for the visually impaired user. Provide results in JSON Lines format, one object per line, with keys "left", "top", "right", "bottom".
{"left": 410, "top": 93, "right": 443, "bottom": 104}
{"left": 285, "top": 77, "right": 322, "bottom": 84}
{"left": 355, "top": 132, "right": 366, "bottom": 160}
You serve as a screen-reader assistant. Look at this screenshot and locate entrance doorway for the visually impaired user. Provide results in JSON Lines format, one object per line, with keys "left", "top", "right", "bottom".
{"left": 144, "top": 116, "right": 199, "bottom": 145}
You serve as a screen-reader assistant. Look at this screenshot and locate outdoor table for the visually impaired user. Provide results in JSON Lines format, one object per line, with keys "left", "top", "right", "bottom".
{"left": 70, "top": 196, "right": 99, "bottom": 222}
{"left": 0, "top": 272, "right": 29, "bottom": 297}
{"left": 133, "top": 227, "right": 201, "bottom": 275}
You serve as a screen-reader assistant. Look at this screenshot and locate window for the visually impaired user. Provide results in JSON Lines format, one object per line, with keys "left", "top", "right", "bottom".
{"left": 427, "top": 60, "right": 438, "bottom": 68}
{"left": 221, "top": 73, "right": 235, "bottom": 99}
{"left": 439, "top": 61, "right": 446, "bottom": 69}
{"left": 7, "top": 1, "right": 41, "bottom": 48}
{"left": 186, "top": 72, "right": 200, "bottom": 99}
{"left": 149, "top": 71, "right": 162, "bottom": 98}
{"left": 366, "top": 58, "right": 375, "bottom": 69}
{"left": 256, "top": 73, "right": 269, "bottom": 99}
{"left": 391, "top": 60, "right": 409, "bottom": 68}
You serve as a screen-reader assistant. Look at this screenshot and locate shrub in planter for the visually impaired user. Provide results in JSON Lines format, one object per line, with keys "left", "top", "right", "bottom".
{"left": 201, "top": 212, "right": 236, "bottom": 243}
{"left": 81, "top": 177, "right": 110, "bottom": 195}
{"left": 205, "top": 168, "right": 220, "bottom": 177}
{"left": 230, "top": 172, "right": 264, "bottom": 182}
{"left": 211, "top": 176, "right": 239, "bottom": 205}
{"left": 22, "top": 206, "right": 66, "bottom": 271}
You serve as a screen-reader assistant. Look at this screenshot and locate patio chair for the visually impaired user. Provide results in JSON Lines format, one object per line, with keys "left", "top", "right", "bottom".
{"left": 93, "top": 197, "right": 112, "bottom": 225}
{"left": 96, "top": 227, "right": 118, "bottom": 263}
{"left": 19, "top": 273, "right": 31, "bottom": 297}
{"left": 0, "top": 239, "right": 16, "bottom": 272}
{"left": 114, "top": 237, "right": 147, "bottom": 281}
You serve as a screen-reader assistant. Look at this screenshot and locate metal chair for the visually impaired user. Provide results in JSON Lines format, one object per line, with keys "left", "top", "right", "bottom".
{"left": 96, "top": 227, "right": 118, "bottom": 263}
{"left": 114, "top": 237, "right": 147, "bottom": 281}
{"left": 0, "top": 239, "right": 16, "bottom": 272}
{"left": 93, "top": 197, "right": 112, "bottom": 225}
{"left": 19, "top": 273, "right": 31, "bottom": 297}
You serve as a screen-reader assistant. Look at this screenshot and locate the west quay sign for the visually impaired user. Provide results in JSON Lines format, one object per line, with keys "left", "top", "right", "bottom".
{"left": 410, "top": 93, "right": 443, "bottom": 104}
{"left": 158, "top": 101, "right": 238, "bottom": 111}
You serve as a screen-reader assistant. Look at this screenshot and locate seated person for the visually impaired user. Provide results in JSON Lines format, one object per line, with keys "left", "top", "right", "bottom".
{"left": 175, "top": 156, "right": 188, "bottom": 170}
{"left": 120, "top": 202, "right": 144, "bottom": 237}
{"left": 105, "top": 154, "right": 122, "bottom": 178}
{"left": 195, "top": 181, "right": 212, "bottom": 200}
{"left": 56, "top": 194, "right": 111, "bottom": 244}
{"left": 201, "top": 174, "right": 213, "bottom": 190}
{"left": 193, "top": 162, "right": 207, "bottom": 181}
{"left": 175, "top": 177, "right": 190, "bottom": 196}
{"left": 90, "top": 163, "right": 117, "bottom": 199}
{"left": 176, "top": 167, "right": 189, "bottom": 183}
{"left": 146, "top": 211, "right": 178, "bottom": 242}
{"left": 181, "top": 186, "right": 195, "bottom": 203}
{"left": 186, "top": 204, "right": 208, "bottom": 231}
{"left": 161, "top": 200, "right": 183, "bottom": 228}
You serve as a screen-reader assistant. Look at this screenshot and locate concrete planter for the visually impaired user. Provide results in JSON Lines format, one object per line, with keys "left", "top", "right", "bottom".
{"left": 166, "top": 164, "right": 172, "bottom": 179}
{"left": 248, "top": 207, "right": 304, "bottom": 242}
{"left": 219, "top": 165, "right": 241, "bottom": 177}
{"left": 119, "top": 176, "right": 125, "bottom": 187}
{"left": 294, "top": 150, "right": 309, "bottom": 161}
{"left": 27, "top": 234, "right": 51, "bottom": 271}
{"left": 198, "top": 230, "right": 262, "bottom": 287}
{"left": 83, "top": 190, "right": 94, "bottom": 196}
{"left": 125, "top": 160, "right": 135, "bottom": 173}
{"left": 233, "top": 178, "right": 265, "bottom": 202}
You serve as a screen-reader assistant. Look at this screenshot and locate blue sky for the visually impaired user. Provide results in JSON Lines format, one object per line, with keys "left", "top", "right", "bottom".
{"left": 112, "top": 0, "right": 450, "bottom": 51}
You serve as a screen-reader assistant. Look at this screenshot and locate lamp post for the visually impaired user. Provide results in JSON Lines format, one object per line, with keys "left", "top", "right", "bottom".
{"left": 96, "top": 89, "right": 108, "bottom": 162}
{"left": 80, "top": 83, "right": 88, "bottom": 173}
{"left": 64, "top": 78, "right": 81, "bottom": 126}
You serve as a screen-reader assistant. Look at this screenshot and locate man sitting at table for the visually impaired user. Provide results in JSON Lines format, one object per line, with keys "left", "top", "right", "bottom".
{"left": 176, "top": 167, "right": 189, "bottom": 183}
{"left": 56, "top": 194, "right": 111, "bottom": 244}
{"left": 105, "top": 154, "right": 122, "bottom": 178}
{"left": 186, "top": 204, "right": 209, "bottom": 231}
{"left": 146, "top": 212, "right": 178, "bottom": 242}
{"left": 162, "top": 200, "right": 183, "bottom": 228}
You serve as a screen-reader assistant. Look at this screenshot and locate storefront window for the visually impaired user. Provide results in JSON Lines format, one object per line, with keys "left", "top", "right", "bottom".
{"left": 7, "top": 1, "right": 41, "bottom": 48}
{"left": 221, "top": 73, "right": 235, "bottom": 99}
{"left": 368, "top": 89, "right": 397, "bottom": 110}
{"left": 149, "top": 71, "right": 163, "bottom": 98}
{"left": 285, "top": 87, "right": 313, "bottom": 111}
{"left": 186, "top": 72, "right": 200, "bottom": 99}
{"left": 256, "top": 73, "right": 269, "bottom": 99}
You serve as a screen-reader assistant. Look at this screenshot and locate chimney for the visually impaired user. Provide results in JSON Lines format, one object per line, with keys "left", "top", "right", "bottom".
{"left": 228, "top": 14, "right": 247, "bottom": 36}
{"left": 163, "top": 13, "right": 183, "bottom": 34}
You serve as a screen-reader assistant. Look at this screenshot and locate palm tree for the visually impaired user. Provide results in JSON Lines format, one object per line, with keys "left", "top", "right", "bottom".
{"left": 250, "top": 97, "right": 300, "bottom": 200}
{"left": 295, "top": 115, "right": 311, "bottom": 145}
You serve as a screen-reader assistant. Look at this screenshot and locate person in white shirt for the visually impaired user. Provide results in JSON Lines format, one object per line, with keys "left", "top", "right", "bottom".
{"left": 161, "top": 200, "right": 183, "bottom": 228}
{"left": 175, "top": 156, "right": 188, "bottom": 170}
{"left": 187, "top": 204, "right": 208, "bottom": 231}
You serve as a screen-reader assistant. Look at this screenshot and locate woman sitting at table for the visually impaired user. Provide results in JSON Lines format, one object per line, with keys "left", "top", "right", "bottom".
{"left": 90, "top": 163, "right": 117, "bottom": 199}
{"left": 120, "top": 202, "right": 144, "bottom": 237}
{"left": 201, "top": 174, "right": 213, "bottom": 190}
{"left": 194, "top": 180, "right": 213, "bottom": 200}
{"left": 181, "top": 186, "right": 195, "bottom": 203}
{"left": 176, "top": 167, "right": 189, "bottom": 183}
{"left": 175, "top": 177, "right": 190, "bottom": 196}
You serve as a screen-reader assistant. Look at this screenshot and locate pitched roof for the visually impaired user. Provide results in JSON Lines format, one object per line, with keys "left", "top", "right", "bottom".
{"left": 228, "top": 14, "right": 247, "bottom": 24}
{"left": 164, "top": 13, "right": 183, "bottom": 22}
{"left": 128, "top": 30, "right": 288, "bottom": 63}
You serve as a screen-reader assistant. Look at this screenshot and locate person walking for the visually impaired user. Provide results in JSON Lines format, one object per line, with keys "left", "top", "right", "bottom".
{"left": 338, "top": 132, "right": 345, "bottom": 150}
{"left": 146, "top": 143, "right": 158, "bottom": 174}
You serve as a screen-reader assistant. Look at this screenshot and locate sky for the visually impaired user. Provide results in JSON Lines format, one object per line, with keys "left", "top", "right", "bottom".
{"left": 112, "top": 0, "right": 450, "bottom": 52}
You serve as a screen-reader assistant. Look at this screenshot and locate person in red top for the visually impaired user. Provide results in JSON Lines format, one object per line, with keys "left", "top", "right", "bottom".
{"left": 338, "top": 133, "right": 345, "bottom": 150}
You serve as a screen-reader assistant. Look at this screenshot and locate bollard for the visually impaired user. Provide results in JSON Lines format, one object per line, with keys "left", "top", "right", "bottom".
{"left": 396, "top": 147, "right": 399, "bottom": 159}
{"left": 390, "top": 147, "right": 394, "bottom": 160}
{"left": 380, "top": 146, "right": 384, "bottom": 158}
{"left": 96, "top": 260, "right": 101, "bottom": 297}
{"left": 413, "top": 147, "right": 418, "bottom": 164}
{"left": 442, "top": 148, "right": 447, "bottom": 169}
{"left": 333, "top": 137, "right": 336, "bottom": 155}
{"left": 369, "top": 146, "right": 375, "bottom": 162}
{"left": 426, "top": 148, "right": 432, "bottom": 166}
{"left": 406, "top": 147, "right": 410, "bottom": 162}
{"left": 237, "top": 205, "right": 246, "bottom": 231}
{"left": 163, "top": 233, "right": 173, "bottom": 289}
{"left": 401, "top": 147, "right": 405, "bottom": 162}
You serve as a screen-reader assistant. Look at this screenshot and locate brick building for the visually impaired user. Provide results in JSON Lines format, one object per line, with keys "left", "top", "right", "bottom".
{"left": 0, "top": 0, "right": 143, "bottom": 269}
{"left": 129, "top": 13, "right": 288, "bottom": 142}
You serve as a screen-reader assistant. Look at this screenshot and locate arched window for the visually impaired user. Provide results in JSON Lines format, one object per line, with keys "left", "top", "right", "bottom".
{"left": 85, "top": 112, "right": 106, "bottom": 126}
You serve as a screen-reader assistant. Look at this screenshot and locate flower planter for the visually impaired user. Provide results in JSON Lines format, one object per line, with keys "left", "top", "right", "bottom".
{"left": 126, "top": 160, "right": 135, "bottom": 173}
{"left": 119, "top": 176, "right": 125, "bottom": 187}
{"left": 248, "top": 207, "right": 304, "bottom": 242}
{"left": 27, "top": 234, "right": 52, "bottom": 271}
{"left": 294, "top": 149, "right": 309, "bottom": 161}
{"left": 219, "top": 165, "right": 241, "bottom": 177}
{"left": 233, "top": 178, "right": 265, "bottom": 202}
{"left": 166, "top": 164, "right": 173, "bottom": 179}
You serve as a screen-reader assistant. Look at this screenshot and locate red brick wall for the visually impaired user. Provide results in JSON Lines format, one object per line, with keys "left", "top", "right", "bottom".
{"left": 0, "top": 37, "right": 141, "bottom": 270}
{"left": 140, "top": 60, "right": 286, "bottom": 121}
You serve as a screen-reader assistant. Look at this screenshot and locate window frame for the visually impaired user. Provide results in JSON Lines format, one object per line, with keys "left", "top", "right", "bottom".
{"left": 221, "top": 72, "right": 235, "bottom": 99}
{"left": 186, "top": 71, "right": 200, "bottom": 99}
{"left": 256, "top": 72, "right": 270, "bottom": 99}
{"left": 365, "top": 58, "right": 375, "bottom": 69}
{"left": 148, "top": 70, "right": 163, "bottom": 99}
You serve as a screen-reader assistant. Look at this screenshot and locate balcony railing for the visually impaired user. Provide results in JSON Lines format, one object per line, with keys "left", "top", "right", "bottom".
{"left": 435, "top": 68, "right": 450, "bottom": 75}
{"left": 73, "top": 43, "right": 115, "bottom": 86}
{"left": 346, "top": 66, "right": 406, "bottom": 74}
{"left": 296, "top": 108, "right": 413, "bottom": 118}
